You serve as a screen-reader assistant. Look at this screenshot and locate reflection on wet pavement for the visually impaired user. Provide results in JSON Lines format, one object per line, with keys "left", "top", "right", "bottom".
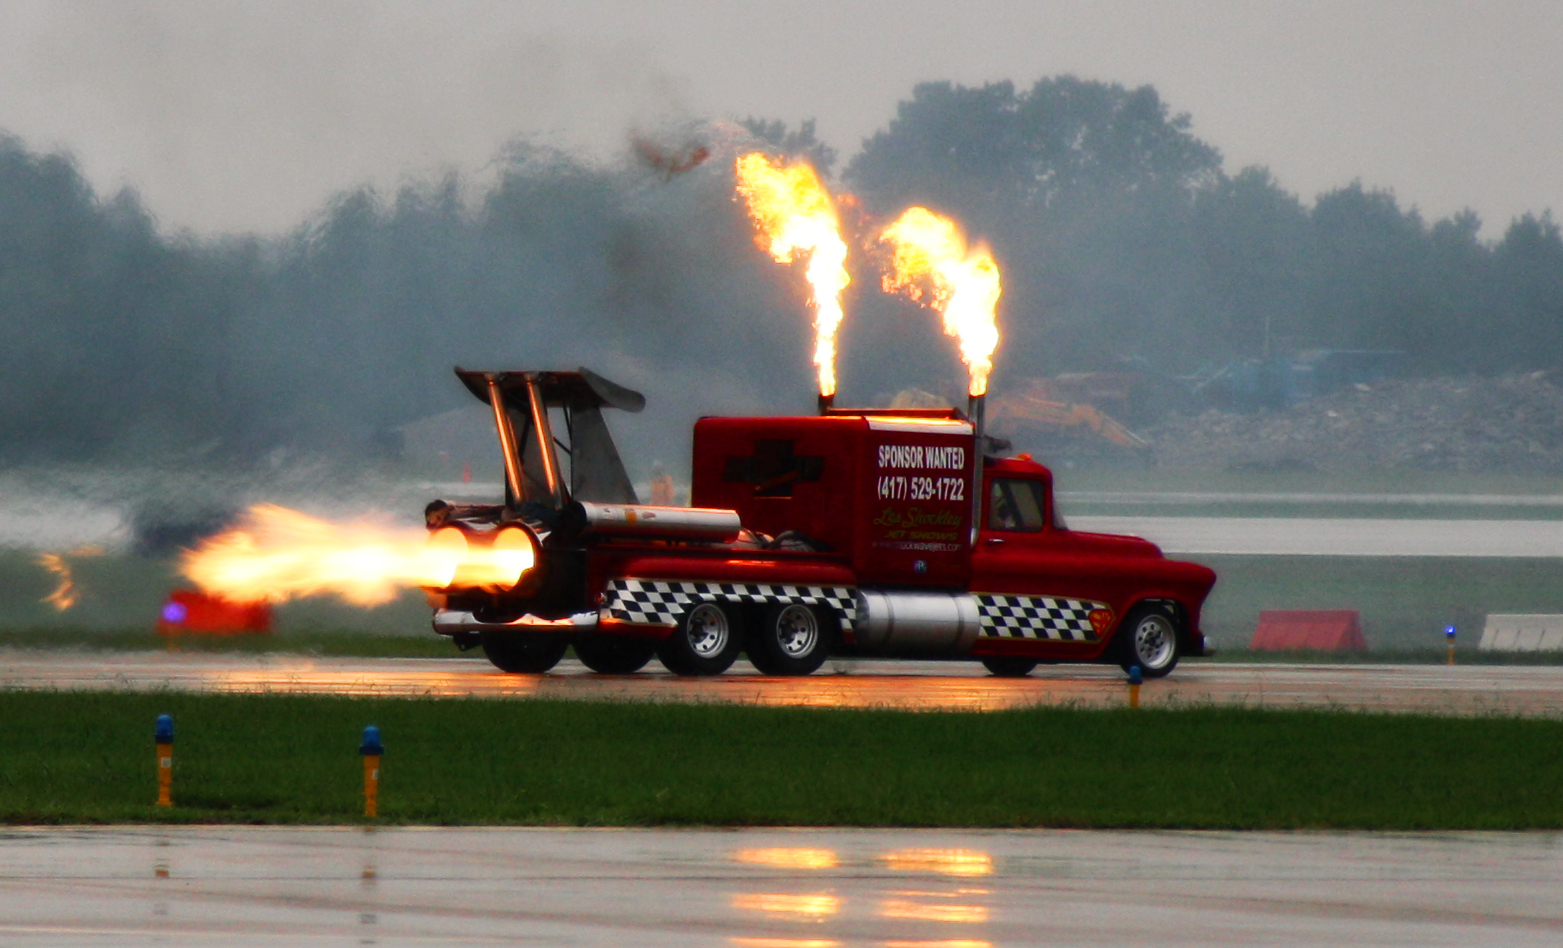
{"left": 5, "top": 650, "right": 1563, "bottom": 715}
{"left": 880, "top": 850, "right": 994, "bottom": 876}
{"left": 736, "top": 848, "right": 840, "bottom": 870}
{"left": 733, "top": 892, "right": 843, "bottom": 917}
{"left": 2, "top": 826, "right": 1561, "bottom": 946}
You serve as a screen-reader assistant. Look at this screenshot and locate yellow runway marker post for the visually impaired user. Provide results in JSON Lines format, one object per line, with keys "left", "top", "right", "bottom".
{"left": 1128, "top": 665, "right": 1142, "bottom": 709}
{"left": 360, "top": 726, "right": 383, "bottom": 818}
{"left": 154, "top": 714, "right": 173, "bottom": 807}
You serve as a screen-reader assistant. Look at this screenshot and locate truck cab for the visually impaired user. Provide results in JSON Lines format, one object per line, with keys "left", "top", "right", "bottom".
{"left": 422, "top": 368, "right": 1215, "bottom": 679}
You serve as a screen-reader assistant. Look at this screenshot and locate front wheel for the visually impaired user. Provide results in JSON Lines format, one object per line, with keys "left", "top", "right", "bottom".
{"left": 480, "top": 631, "right": 569, "bottom": 673}
{"left": 573, "top": 632, "right": 657, "bottom": 674}
{"left": 980, "top": 656, "right": 1039, "bottom": 677}
{"left": 657, "top": 601, "right": 744, "bottom": 676}
{"left": 748, "top": 603, "right": 833, "bottom": 676}
{"left": 1113, "top": 604, "right": 1180, "bottom": 678}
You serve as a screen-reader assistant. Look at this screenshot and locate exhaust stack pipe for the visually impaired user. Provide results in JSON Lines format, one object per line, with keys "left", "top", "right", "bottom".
{"left": 968, "top": 392, "right": 986, "bottom": 543}
{"left": 817, "top": 391, "right": 835, "bottom": 415}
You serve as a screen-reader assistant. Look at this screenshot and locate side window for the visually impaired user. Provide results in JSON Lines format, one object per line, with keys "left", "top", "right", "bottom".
{"left": 987, "top": 478, "right": 1047, "bottom": 532}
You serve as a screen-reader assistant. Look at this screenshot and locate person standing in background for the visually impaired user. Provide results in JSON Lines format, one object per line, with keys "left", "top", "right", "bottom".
{"left": 650, "top": 462, "right": 676, "bottom": 506}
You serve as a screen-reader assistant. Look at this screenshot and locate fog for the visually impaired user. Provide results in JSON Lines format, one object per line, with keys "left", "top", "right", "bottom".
{"left": 1, "top": 2, "right": 1560, "bottom": 238}
{"left": 4, "top": 70, "right": 1563, "bottom": 490}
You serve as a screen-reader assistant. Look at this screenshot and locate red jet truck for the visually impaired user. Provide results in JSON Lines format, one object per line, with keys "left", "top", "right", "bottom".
{"left": 422, "top": 367, "right": 1216, "bottom": 678}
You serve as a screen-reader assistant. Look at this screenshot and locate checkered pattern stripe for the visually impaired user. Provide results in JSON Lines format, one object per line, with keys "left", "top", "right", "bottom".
{"left": 975, "top": 593, "right": 1106, "bottom": 641}
{"left": 603, "top": 578, "right": 857, "bottom": 629}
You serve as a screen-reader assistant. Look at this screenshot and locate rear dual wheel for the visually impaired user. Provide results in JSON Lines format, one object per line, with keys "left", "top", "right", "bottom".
{"left": 747, "top": 603, "right": 833, "bottom": 677}
{"left": 657, "top": 601, "right": 744, "bottom": 676}
{"left": 480, "top": 631, "right": 569, "bottom": 674}
{"left": 573, "top": 632, "right": 657, "bottom": 674}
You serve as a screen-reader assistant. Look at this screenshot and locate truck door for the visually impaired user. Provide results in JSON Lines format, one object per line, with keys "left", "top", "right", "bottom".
{"left": 970, "top": 474, "right": 1116, "bottom": 655}
{"left": 974, "top": 476, "right": 1050, "bottom": 559}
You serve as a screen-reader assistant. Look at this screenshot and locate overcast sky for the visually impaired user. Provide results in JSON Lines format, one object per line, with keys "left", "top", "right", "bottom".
{"left": 0, "top": 0, "right": 1557, "bottom": 237}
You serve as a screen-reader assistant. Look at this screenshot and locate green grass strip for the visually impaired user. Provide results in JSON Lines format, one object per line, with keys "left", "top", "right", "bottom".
{"left": 2, "top": 692, "right": 1560, "bottom": 829}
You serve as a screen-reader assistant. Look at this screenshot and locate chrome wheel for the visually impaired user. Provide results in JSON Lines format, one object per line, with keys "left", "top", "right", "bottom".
{"left": 1131, "top": 612, "right": 1176, "bottom": 671}
{"left": 658, "top": 601, "right": 744, "bottom": 676}
{"left": 773, "top": 604, "right": 819, "bottom": 658}
{"left": 685, "top": 603, "right": 731, "bottom": 659}
{"left": 1113, "top": 604, "right": 1181, "bottom": 678}
{"left": 748, "top": 603, "right": 833, "bottom": 676}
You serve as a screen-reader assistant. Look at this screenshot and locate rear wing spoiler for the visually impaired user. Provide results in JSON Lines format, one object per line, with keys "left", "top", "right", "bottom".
{"left": 454, "top": 367, "right": 644, "bottom": 511}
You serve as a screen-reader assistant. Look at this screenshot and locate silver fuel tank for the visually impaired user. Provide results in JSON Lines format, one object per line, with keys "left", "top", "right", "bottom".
{"left": 854, "top": 590, "right": 981, "bottom": 656}
{"left": 577, "top": 502, "right": 742, "bottom": 543}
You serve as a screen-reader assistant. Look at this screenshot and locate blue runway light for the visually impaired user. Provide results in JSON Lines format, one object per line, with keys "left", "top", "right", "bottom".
{"left": 1128, "top": 666, "right": 1144, "bottom": 686}
{"left": 161, "top": 601, "right": 187, "bottom": 624}
{"left": 360, "top": 726, "right": 383, "bottom": 818}
{"left": 1445, "top": 625, "right": 1457, "bottom": 639}
{"left": 155, "top": 713, "right": 174, "bottom": 807}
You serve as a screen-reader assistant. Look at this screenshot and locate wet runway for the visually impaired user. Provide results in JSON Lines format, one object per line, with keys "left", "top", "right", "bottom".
{"left": 4, "top": 650, "right": 1563, "bottom": 715}
{"left": 2, "top": 825, "right": 1560, "bottom": 946}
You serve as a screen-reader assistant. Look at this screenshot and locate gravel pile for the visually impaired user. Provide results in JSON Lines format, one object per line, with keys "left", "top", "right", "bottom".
{"left": 1148, "top": 373, "right": 1563, "bottom": 472}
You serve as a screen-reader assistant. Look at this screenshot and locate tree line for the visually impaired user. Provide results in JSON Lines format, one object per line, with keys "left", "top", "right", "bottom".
{"left": 2, "top": 75, "right": 1560, "bottom": 463}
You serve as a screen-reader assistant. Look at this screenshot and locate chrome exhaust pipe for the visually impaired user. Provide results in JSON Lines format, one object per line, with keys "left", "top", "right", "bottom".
{"left": 433, "top": 609, "right": 597, "bottom": 636}
{"left": 968, "top": 392, "right": 986, "bottom": 543}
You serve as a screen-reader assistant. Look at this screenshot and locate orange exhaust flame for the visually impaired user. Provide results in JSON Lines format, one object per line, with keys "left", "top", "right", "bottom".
{"left": 879, "top": 207, "right": 1002, "bottom": 397}
{"left": 38, "top": 554, "right": 76, "bottom": 611}
{"left": 180, "top": 504, "right": 532, "bottom": 606}
{"left": 734, "top": 152, "right": 851, "bottom": 398}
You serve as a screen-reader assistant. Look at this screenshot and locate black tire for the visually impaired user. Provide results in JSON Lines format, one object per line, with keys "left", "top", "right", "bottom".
{"left": 573, "top": 632, "right": 657, "bottom": 674}
{"left": 748, "top": 603, "right": 833, "bottom": 676}
{"left": 480, "top": 631, "right": 569, "bottom": 673}
{"left": 1113, "top": 604, "right": 1180, "bottom": 678}
{"left": 980, "top": 656, "right": 1039, "bottom": 677}
{"left": 657, "top": 601, "right": 744, "bottom": 676}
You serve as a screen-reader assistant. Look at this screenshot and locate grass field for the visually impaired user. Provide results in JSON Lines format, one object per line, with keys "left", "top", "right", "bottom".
{"left": 3, "top": 692, "right": 1562, "bottom": 829}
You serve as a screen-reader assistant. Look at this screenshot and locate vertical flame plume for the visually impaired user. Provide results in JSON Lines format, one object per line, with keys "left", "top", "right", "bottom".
{"left": 180, "top": 504, "right": 529, "bottom": 606}
{"left": 879, "top": 207, "right": 1002, "bottom": 396}
{"left": 734, "top": 152, "right": 851, "bottom": 398}
{"left": 38, "top": 553, "right": 77, "bottom": 611}
{"left": 37, "top": 546, "right": 103, "bottom": 612}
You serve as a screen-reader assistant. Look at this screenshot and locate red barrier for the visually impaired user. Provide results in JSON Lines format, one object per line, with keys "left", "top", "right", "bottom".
{"left": 1250, "top": 610, "right": 1366, "bottom": 651}
{"left": 156, "top": 588, "right": 272, "bottom": 636}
